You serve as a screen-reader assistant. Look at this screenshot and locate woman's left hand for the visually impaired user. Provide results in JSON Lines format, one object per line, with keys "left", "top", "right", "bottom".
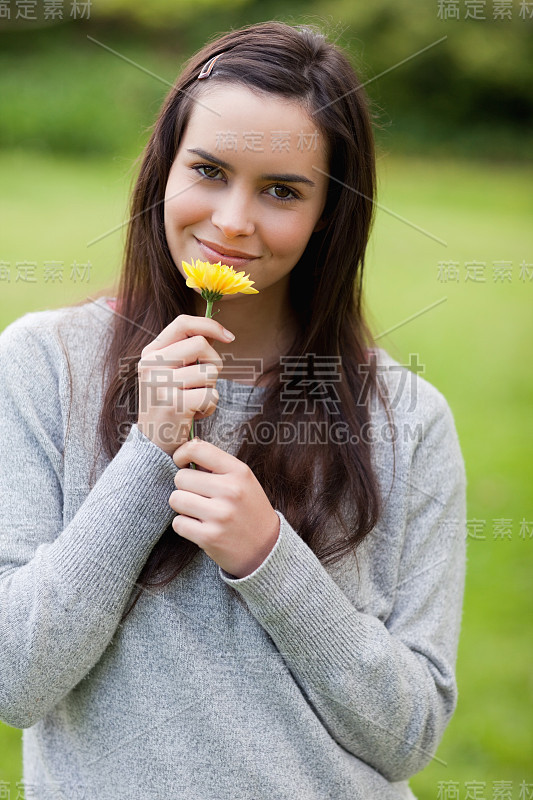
{"left": 170, "top": 438, "right": 280, "bottom": 578}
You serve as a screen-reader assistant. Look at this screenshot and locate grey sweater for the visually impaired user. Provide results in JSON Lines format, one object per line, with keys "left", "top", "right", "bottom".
{"left": 0, "top": 297, "right": 467, "bottom": 800}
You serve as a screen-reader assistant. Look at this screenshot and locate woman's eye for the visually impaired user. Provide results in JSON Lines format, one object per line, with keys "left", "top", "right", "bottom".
{"left": 195, "top": 164, "right": 222, "bottom": 179}
{"left": 268, "top": 185, "right": 299, "bottom": 202}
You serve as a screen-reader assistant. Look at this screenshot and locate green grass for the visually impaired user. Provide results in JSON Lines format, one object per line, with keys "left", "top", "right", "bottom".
{"left": 0, "top": 149, "right": 532, "bottom": 797}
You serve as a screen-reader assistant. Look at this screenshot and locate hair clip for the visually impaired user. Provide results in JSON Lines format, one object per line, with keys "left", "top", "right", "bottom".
{"left": 198, "top": 53, "right": 224, "bottom": 80}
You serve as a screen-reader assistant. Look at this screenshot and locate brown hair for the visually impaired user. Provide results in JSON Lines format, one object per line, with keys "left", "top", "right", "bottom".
{"left": 93, "top": 20, "right": 394, "bottom": 622}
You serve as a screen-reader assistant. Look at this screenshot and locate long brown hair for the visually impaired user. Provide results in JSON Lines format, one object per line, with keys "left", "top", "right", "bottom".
{"left": 93, "top": 20, "right": 394, "bottom": 622}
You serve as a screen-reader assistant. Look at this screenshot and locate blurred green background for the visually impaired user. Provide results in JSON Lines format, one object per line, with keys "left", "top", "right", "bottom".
{"left": 1, "top": 1, "right": 532, "bottom": 798}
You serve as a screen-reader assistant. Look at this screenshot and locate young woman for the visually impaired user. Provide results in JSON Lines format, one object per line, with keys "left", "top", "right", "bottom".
{"left": 0, "top": 21, "right": 466, "bottom": 800}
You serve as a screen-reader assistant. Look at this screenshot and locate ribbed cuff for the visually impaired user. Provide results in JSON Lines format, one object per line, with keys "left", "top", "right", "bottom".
{"left": 218, "top": 510, "right": 367, "bottom": 681}
{"left": 48, "top": 424, "right": 178, "bottom": 610}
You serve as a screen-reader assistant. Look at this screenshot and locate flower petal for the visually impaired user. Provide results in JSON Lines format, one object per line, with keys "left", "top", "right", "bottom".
{"left": 181, "top": 258, "right": 259, "bottom": 296}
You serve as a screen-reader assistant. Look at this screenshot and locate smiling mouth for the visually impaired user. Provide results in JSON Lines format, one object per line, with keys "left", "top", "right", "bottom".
{"left": 195, "top": 237, "right": 259, "bottom": 263}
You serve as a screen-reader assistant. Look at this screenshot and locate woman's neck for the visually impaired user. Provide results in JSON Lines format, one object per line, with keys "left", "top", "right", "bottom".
{"left": 193, "top": 290, "right": 299, "bottom": 385}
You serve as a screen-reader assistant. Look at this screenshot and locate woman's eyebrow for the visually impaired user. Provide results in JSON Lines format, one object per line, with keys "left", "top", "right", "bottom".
{"left": 186, "top": 148, "right": 316, "bottom": 187}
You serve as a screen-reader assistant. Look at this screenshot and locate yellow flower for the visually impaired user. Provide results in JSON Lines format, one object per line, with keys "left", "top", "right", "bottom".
{"left": 182, "top": 258, "right": 259, "bottom": 302}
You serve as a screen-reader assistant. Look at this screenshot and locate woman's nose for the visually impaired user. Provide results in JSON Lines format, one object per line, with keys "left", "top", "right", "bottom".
{"left": 210, "top": 187, "right": 255, "bottom": 238}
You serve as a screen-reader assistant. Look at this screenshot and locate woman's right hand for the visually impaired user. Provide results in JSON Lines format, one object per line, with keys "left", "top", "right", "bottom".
{"left": 136, "top": 314, "right": 235, "bottom": 456}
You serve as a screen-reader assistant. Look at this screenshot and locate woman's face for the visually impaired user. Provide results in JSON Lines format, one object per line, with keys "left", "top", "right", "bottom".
{"left": 164, "top": 83, "right": 330, "bottom": 303}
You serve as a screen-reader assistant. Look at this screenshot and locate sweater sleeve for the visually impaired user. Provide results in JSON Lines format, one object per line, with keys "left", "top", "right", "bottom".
{"left": 0, "top": 318, "right": 178, "bottom": 729}
{"left": 218, "top": 390, "right": 467, "bottom": 783}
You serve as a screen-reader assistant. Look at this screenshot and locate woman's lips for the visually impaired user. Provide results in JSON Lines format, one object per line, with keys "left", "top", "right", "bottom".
{"left": 195, "top": 238, "right": 258, "bottom": 268}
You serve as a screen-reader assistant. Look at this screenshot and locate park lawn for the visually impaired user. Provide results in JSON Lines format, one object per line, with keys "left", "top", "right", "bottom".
{"left": 0, "top": 149, "right": 531, "bottom": 798}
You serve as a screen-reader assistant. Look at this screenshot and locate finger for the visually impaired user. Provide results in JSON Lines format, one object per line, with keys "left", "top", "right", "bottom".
{"left": 169, "top": 488, "right": 210, "bottom": 520}
{"left": 173, "top": 438, "right": 233, "bottom": 474}
{"left": 174, "top": 468, "right": 223, "bottom": 498}
{"left": 172, "top": 513, "right": 204, "bottom": 543}
{"left": 160, "top": 336, "right": 224, "bottom": 369}
{"left": 137, "top": 368, "right": 219, "bottom": 407}
{"left": 140, "top": 337, "right": 223, "bottom": 371}
{"left": 143, "top": 314, "right": 234, "bottom": 354}
{"left": 138, "top": 384, "right": 218, "bottom": 418}
{"left": 157, "top": 361, "right": 220, "bottom": 390}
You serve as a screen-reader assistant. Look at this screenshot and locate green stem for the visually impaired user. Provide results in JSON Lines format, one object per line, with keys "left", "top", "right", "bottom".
{"left": 189, "top": 299, "right": 215, "bottom": 468}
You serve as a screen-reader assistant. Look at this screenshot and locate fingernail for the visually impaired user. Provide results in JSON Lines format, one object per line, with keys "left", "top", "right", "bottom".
{"left": 222, "top": 328, "right": 235, "bottom": 341}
